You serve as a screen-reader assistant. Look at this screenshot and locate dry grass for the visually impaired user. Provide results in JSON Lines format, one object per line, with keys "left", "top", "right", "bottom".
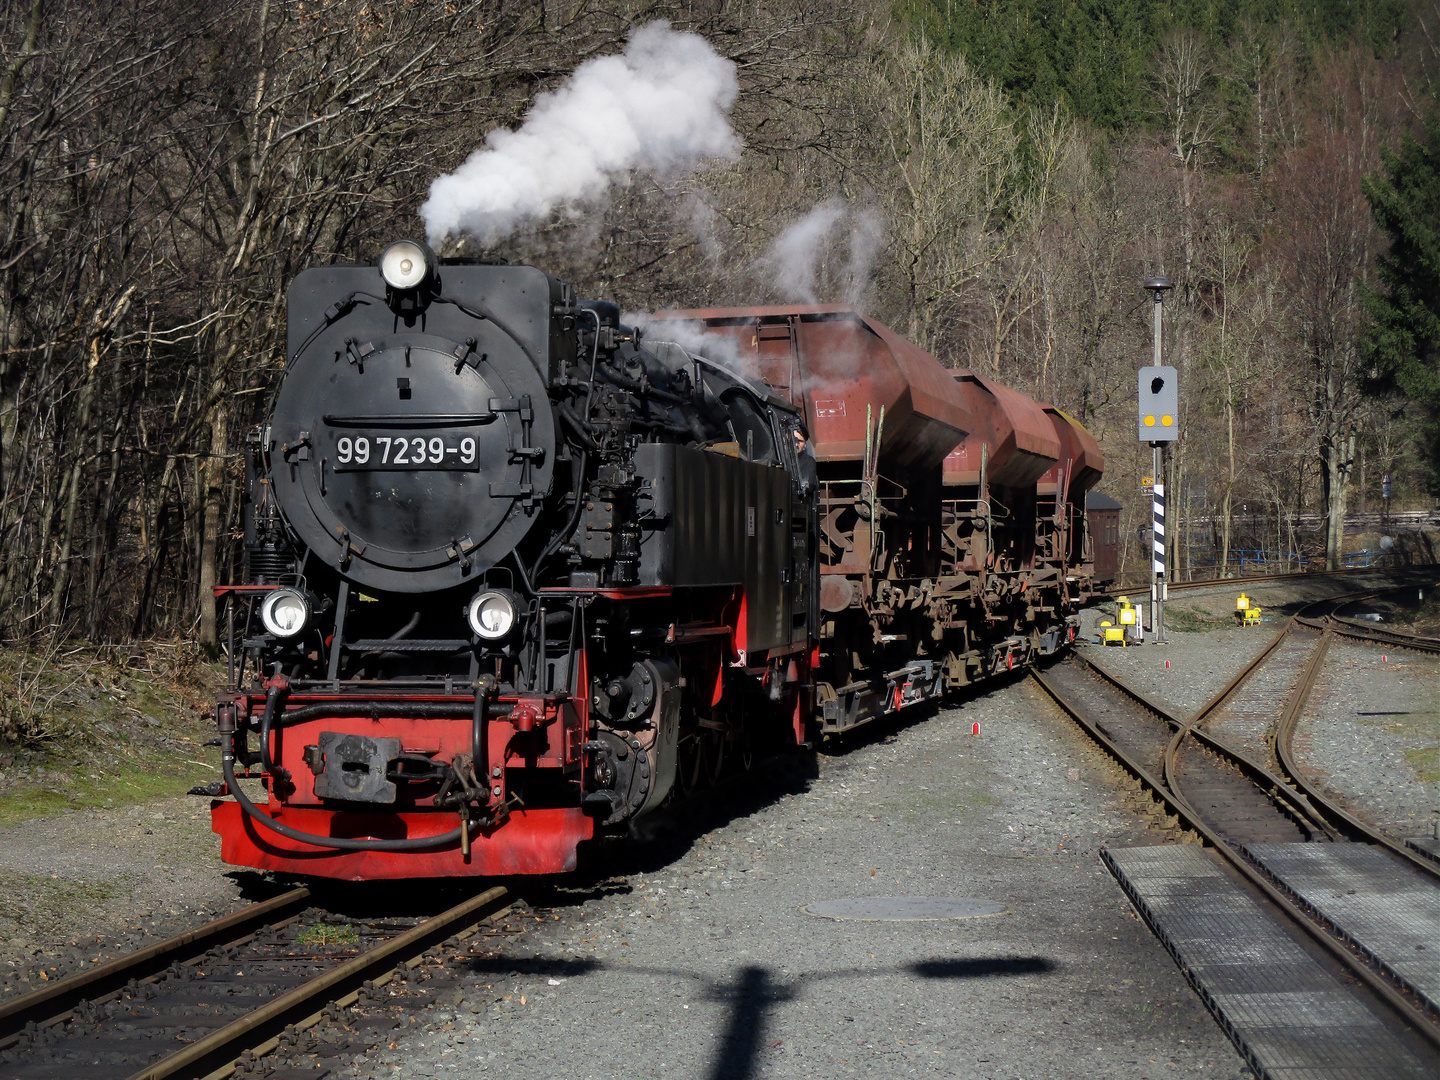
{"left": 0, "top": 640, "right": 222, "bottom": 823}
{"left": 0, "top": 639, "right": 210, "bottom": 744}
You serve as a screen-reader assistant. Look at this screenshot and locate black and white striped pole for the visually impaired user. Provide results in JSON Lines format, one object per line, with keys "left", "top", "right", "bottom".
{"left": 1140, "top": 276, "right": 1176, "bottom": 643}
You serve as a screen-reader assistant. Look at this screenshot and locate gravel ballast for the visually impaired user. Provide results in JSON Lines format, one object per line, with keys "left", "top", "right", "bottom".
{"left": 12, "top": 571, "right": 1432, "bottom": 1076}
{"left": 330, "top": 678, "right": 1246, "bottom": 1080}
{"left": 1083, "top": 574, "right": 1440, "bottom": 841}
{"left": 1292, "top": 639, "right": 1440, "bottom": 839}
{"left": 0, "top": 795, "right": 278, "bottom": 1002}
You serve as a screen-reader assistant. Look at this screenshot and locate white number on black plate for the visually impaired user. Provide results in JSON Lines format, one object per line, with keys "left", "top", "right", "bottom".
{"left": 331, "top": 432, "right": 479, "bottom": 471}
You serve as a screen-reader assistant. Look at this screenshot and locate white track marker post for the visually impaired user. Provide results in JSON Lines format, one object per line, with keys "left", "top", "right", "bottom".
{"left": 1152, "top": 461, "right": 1165, "bottom": 640}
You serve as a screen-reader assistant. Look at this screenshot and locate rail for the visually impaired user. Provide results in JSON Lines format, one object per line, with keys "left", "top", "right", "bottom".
{"left": 0, "top": 888, "right": 312, "bottom": 1039}
{"left": 1031, "top": 592, "right": 1440, "bottom": 1049}
{"left": 1106, "top": 562, "right": 1438, "bottom": 597}
{"left": 1, "top": 885, "right": 512, "bottom": 1080}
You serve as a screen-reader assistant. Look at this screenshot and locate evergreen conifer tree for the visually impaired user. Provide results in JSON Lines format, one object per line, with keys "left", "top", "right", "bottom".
{"left": 1362, "top": 116, "right": 1440, "bottom": 485}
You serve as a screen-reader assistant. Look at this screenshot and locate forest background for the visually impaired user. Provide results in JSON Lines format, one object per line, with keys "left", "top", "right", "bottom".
{"left": 0, "top": 0, "right": 1437, "bottom": 649}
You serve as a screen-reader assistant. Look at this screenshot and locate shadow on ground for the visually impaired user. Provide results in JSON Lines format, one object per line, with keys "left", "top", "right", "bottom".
{"left": 459, "top": 950, "right": 1058, "bottom": 1080}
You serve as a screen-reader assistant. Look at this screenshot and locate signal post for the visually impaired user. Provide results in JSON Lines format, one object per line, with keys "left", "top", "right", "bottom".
{"left": 1140, "top": 276, "right": 1176, "bottom": 643}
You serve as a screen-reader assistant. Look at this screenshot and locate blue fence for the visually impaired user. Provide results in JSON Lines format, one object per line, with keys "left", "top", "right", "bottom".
{"left": 1215, "top": 548, "right": 1381, "bottom": 574}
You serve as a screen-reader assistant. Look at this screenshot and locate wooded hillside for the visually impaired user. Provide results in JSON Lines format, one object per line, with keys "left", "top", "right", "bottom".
{"left": 0, "top": 0, "right": 1433, "bottom": 645}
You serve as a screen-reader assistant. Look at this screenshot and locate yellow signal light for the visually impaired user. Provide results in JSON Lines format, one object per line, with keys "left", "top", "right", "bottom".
{"left": 1144, "top": 415, "right": 1156, "bottom": 427}
{"left": 1161, "top": 414, "right": 1174, "bottom": 426}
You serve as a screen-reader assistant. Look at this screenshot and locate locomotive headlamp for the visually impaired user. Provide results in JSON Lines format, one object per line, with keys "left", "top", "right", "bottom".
{"left": 260, "top": 588, "right": 309, "bottom": 638}
{"left": 467, "top": 590, "right": 519, "bottom": 641}
{"left": 379, "top": 240, "right": 435, "bottom": 291}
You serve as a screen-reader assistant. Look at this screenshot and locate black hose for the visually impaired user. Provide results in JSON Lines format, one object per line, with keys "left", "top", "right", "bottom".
{"left": 259, "top": 682, "right": 290, "bottom": 781}
{"left": 557, "top": 405, "right": 600, "bottom": 452}
{"left": 510, "top": 550, "right": 536, "bottom": 597}
{"left": 532, "top": 450, "right": 589, "bottom": 579}
{"left": 471, "top": 690, "right": 488, "bottom": 777}
{"left": 360, "top": 612, "right": 422, "bottom": 657}
{"left": 222, "top": 753, "right": 463, "bottom": 852}
{"left": 581, "top": 308, "right": 602, "bottom": 422}
{"left": 598, "top": 362, "right": 690, "bottom": 407}
{"left": 389, "top": 612, "right": 421, "bottom": 640}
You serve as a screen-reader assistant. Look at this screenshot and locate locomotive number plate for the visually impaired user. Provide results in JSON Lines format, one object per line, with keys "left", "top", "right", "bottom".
{"left": 331, "top": 433, "right": 480, "bottom": 471}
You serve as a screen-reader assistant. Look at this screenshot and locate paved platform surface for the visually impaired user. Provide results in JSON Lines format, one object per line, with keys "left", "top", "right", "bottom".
{"left": 1247, "top": 842, "right": 1440, "bottom": 1014}
{"left": 1104, "top": 843, "right": 1432, "bottom": 1079}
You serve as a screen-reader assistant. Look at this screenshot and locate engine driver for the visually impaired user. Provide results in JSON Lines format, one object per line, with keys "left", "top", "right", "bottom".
{"left": 793, "top": 421, "right": 818, "bottom": 494}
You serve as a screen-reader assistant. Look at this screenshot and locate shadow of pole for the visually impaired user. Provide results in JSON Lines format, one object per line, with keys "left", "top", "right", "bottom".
{"left": 708, "top": 965, "right": 791, "bottom": 1080}
{"left": 455, "top": 950, "right": 1056, "bottom": 1080}
{"left": 701, "top": 954, "right": 1053, "bottom": 1079}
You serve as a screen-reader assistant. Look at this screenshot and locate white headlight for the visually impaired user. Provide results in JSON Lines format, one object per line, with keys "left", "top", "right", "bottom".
{"left": 261, "top": 589, "right": 309, "bottom": 638}
{"left": 379, "top": 240, "right": 433, "bottom": 290}
{"left": 467, "top": 591, "right": 517, "bottom": 640}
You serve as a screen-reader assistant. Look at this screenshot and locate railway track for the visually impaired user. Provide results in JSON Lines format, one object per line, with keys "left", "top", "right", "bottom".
{"left": 1106, "top": 567, "right": 1440, "bottom": 656}
{"left": 1106, "top": 562, "right": 1439, "bottom": 600}
{"left": 1033, "top": 588, "right": 1440, "bottom": 1075}
{"left": 1323, "top": 589, "right": 1440, "bottom": 655}
{"left": 1105, "top": 564, "right": 1398, "bottom": 598}
{"left": 0, "top": 885, "right": 514, "bottom": 1080}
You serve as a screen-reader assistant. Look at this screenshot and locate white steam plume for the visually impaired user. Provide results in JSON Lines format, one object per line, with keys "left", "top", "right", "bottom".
{"left": 762, "top": 199, "right": 887, "bottom": 306}
{"left": 421, "top": 22, "right": 740, "bottom": 247}
{"left": 843, "top": 206, "right": 886, "bottom": 308}
{"left": 625, "top": 311, "right": 768, "bottom": 387}
{"left": 763, "top": 198, "right": 847, "bottom": 304}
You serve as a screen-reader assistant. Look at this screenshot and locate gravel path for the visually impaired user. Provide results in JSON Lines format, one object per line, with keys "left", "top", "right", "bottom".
{"left": 1292, "top": 639, "right": 1440, "bottom": 840}
{"left": 331, "top": 679, "right": 1246, "bottom": 1080}
{"left": 0, "top": 793, "right": 282, "bottom": 1003}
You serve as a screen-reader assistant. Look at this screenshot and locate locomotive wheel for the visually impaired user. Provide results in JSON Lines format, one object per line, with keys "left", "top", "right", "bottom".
{"left": 737, "top": 726, "right": 755, "bottom": 773}
{"left": 716, "top": 691, "right": 751, "bottom": 776}
{"left": 676, "top": 732, "right": 705, "bottom": 796}
{"left": 704, "top": 728, "right": 726, "bottom": 786}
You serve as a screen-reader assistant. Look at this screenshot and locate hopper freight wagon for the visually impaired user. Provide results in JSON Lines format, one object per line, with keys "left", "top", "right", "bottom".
{"left": 650, "top": 307, "right": 1107, "bottom": 734}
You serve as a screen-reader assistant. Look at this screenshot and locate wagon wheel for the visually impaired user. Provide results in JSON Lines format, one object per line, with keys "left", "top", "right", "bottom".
{"left": 704, "top": 728, "right": 726, "bottom": 786}
{"left": 676, "top": 731, "right": 705, "bottom": 797}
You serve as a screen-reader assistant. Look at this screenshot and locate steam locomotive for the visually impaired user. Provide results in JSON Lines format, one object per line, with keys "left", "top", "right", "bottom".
{"left": 204, "top": 241, "right": 1109, "bottom": 880}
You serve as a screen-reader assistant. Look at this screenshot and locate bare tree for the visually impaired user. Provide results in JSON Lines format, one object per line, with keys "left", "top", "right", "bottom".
{"left": 878, "top": 38, "right": 1019, "bottom": 352}
{"left": 1273, "top": 52, "right": 1402, "bottom": 568}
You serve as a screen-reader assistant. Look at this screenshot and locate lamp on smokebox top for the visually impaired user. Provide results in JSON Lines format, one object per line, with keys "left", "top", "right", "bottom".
{"left": 379, "top": 239, "right": 438, "bottom": 315}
